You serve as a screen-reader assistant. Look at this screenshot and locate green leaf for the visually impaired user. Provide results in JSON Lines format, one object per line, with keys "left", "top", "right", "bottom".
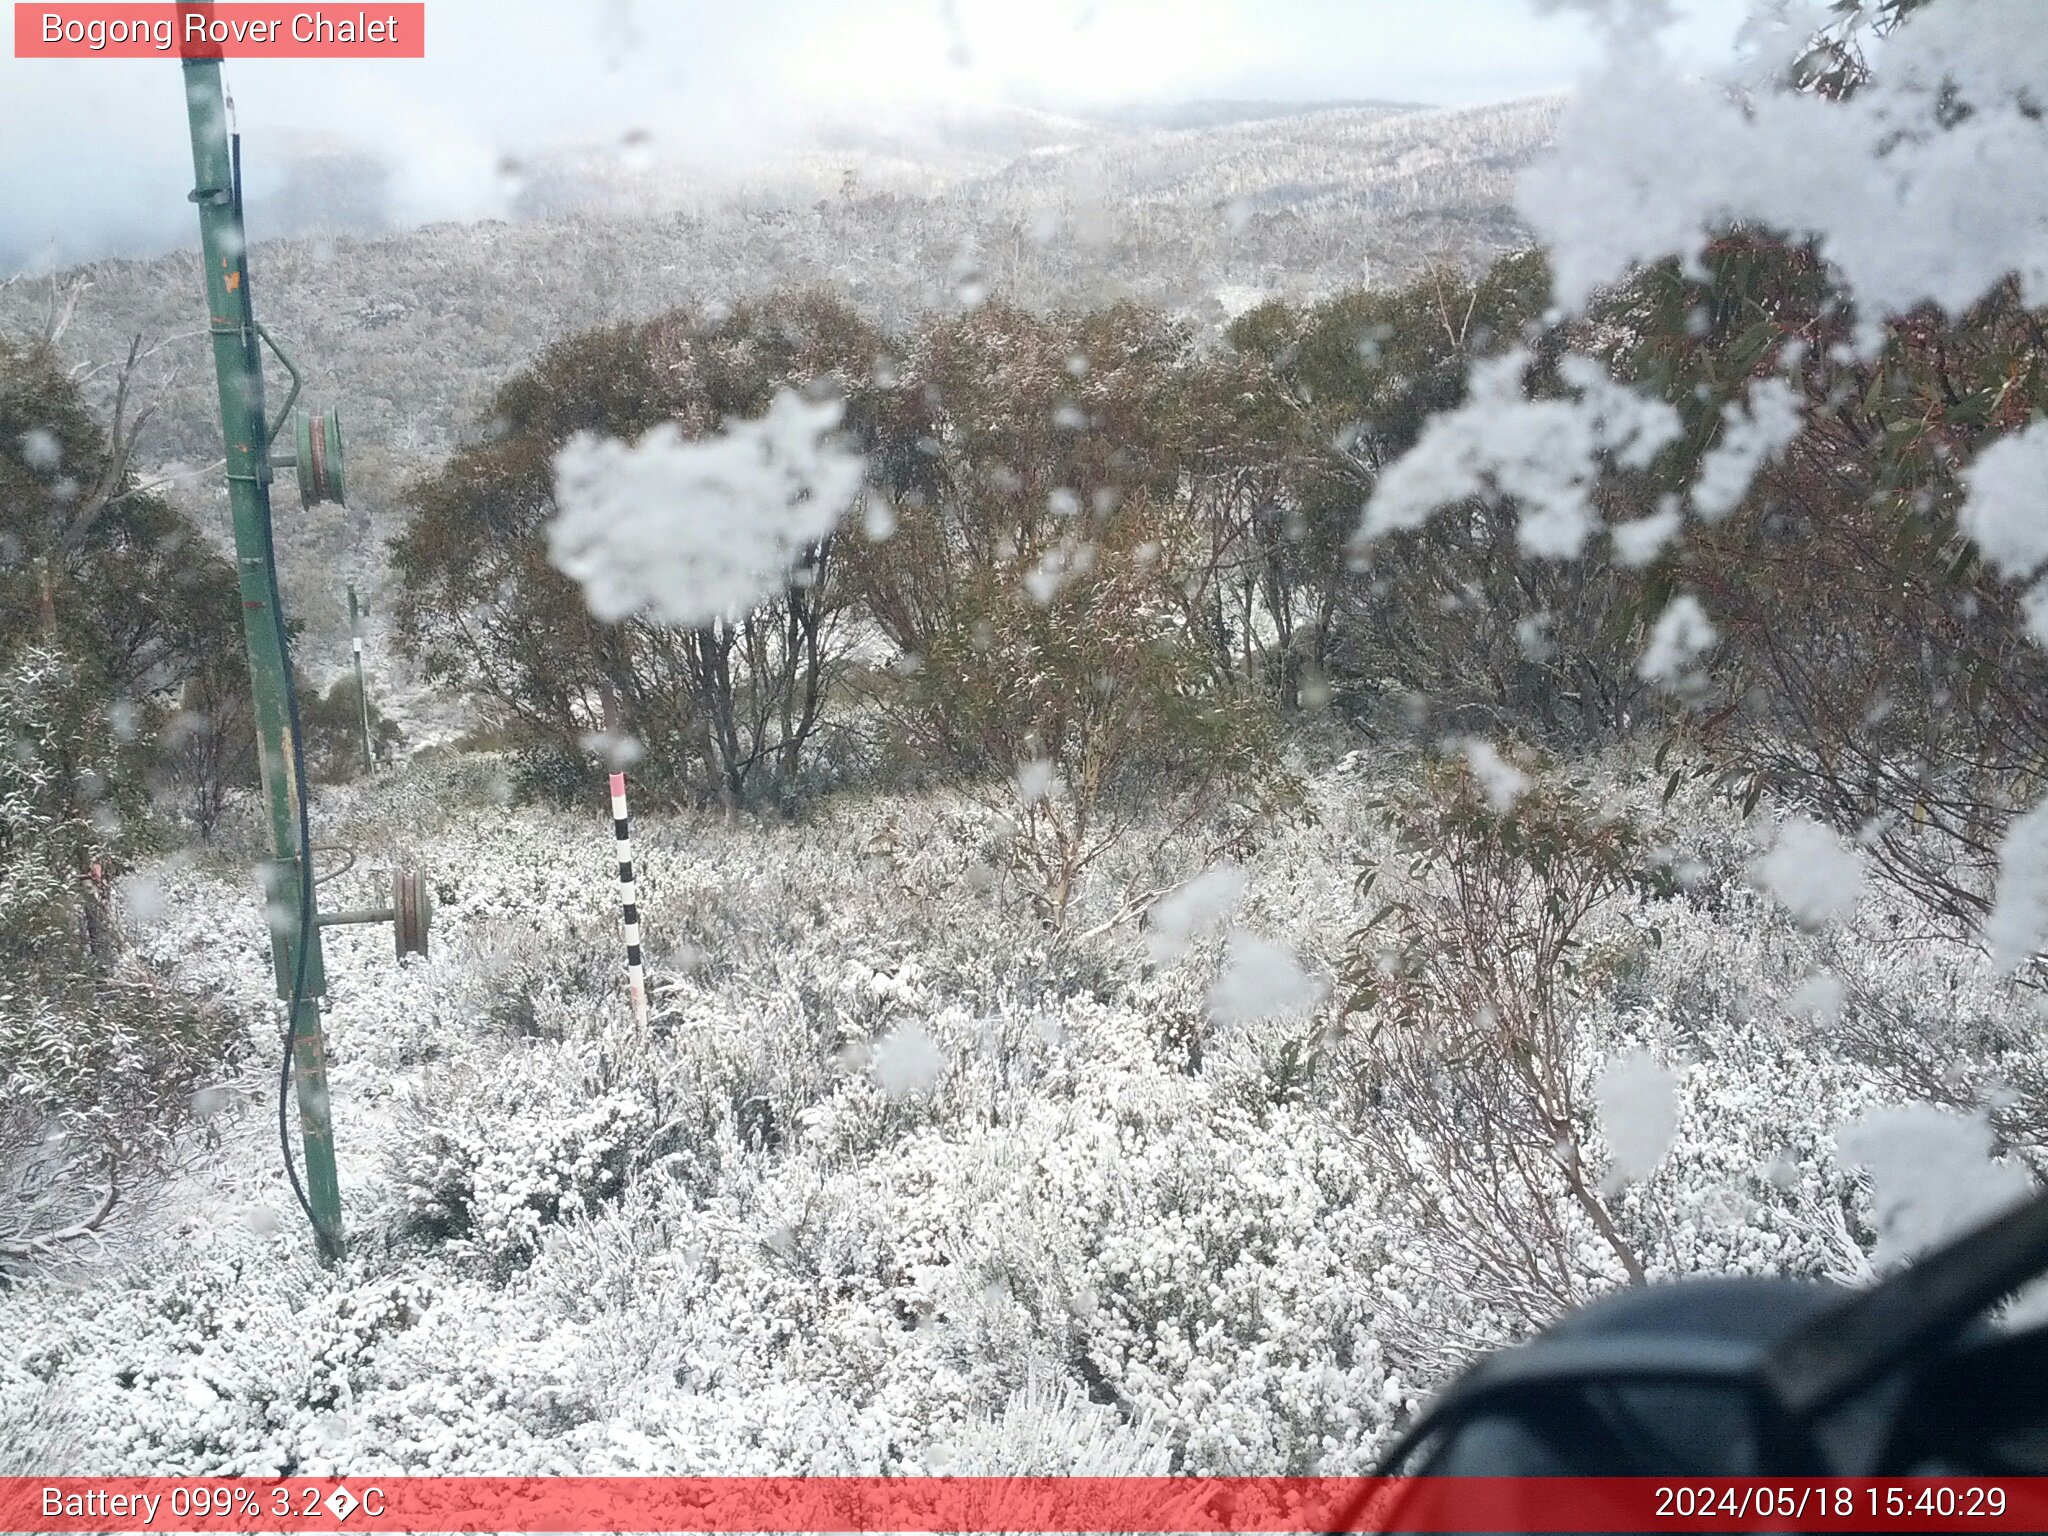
{"left": 1742, "top": 774, "right": 1766, "bottom": 817}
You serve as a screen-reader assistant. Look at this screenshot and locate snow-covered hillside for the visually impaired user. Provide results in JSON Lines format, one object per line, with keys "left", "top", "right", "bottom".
{"left": 0, "top": 96, "right": 1556, "bottom": 662}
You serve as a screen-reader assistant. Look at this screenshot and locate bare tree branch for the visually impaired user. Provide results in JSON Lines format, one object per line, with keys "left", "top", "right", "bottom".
{"left": 42, "top": 274, "right": 90, "bottom": 349}
{"left": 0, "top": 1156, "right": 119, "bottom": 1265}
{"left": 56, "top": 334, "right": 161, "bottom": 555}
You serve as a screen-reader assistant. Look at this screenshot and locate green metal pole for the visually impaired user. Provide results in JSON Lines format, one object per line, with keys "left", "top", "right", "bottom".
{"left": 180, "top": 56, "right": 345, "bottom": 1261}
{"left": 348, "top": 583, "right": 374, "bottom": 774}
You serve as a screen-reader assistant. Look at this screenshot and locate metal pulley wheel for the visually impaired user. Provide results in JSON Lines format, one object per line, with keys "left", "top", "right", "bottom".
{"left": 392, "top": 866, "right": 431, "bottom": 958}
{"left": 293, "top": 406, "right": 347, "bottom": 506}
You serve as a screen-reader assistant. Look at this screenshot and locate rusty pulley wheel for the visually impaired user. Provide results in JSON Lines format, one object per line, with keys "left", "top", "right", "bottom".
{"left": 392, "top": 866, "right": 431, "bottom": 959}
{"left": 293, "top": 406, "right": 347, "bottom": 506}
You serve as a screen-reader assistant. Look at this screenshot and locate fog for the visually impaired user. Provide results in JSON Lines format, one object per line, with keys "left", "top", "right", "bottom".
{"left": 0, "top": 0, "right": 1750, "bottom": 272}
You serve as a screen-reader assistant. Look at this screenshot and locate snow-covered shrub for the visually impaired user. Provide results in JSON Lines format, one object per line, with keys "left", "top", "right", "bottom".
{"left": 1, "top": 645, "right": 121, "bottom": 970}
{"left": 931, "top": 1378, "right": 1171, "bottom": 1474}
{"left": 0, "top": 971, "right": 246, "bottom": 1276}
{"left": 297, "top": 674, "right": 403, "bottom": 784}
{"left": 389, "top": 1046, "right": 658, "bottom": 1275}
{"left": 1337, "top": 753, "right": 1678, "bottom": 1316}
{"left": 1, "top": 648, "right": 250, "bottom": 1277}
{"left": 12, "top": 740, "right": 2048, "bottom": 1475}
{"left": 0, "top": 1380, "right": 82, "bottom": 1473}
{"left": 507, "top": 741, "right": 595, "bottom": 810}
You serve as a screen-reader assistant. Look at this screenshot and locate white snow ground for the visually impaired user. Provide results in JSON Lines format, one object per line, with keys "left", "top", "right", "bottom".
{"left": 2, "top": 747, "right": 2039, "bottom": 1475}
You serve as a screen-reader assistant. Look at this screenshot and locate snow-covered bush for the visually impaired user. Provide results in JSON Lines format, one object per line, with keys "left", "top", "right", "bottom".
{"left": 0, "top": 971, "right": 246, "bottom": 1276}
{"left": 13, "top": 739, "right": 2025, "bottom": 1474}
{"left": 1336, "top": 753, "right": 1675, "bottom": 1314}
{"left": 390, "top": 1046, "right": 659, "bottom": 1275}
{"left": 1, "top": 645, "right": 121, "bottom": 972}
{"left": 1, "top": 647, "right": 250, "bottom": 1277}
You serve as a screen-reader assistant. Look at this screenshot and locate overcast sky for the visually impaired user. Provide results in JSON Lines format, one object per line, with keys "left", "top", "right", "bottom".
{"left": 1, "top": 0, "right": 1755, "bottom": 270}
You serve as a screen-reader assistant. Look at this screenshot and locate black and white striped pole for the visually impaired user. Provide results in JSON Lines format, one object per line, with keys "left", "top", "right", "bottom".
{"left": 347, "top": 582, "right": 374, "bottom": 775}
{"left": 609, "top": 770, "right": 649, "bottom": 1026}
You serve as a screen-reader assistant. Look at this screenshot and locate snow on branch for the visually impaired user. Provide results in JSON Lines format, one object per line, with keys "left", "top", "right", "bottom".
{"left": 548, "top": 390, "right": 866, "bottom": 629}
{"left": 1523, "top": 0, "right": 2048, "bottom": 319}
{"left": 1356, "top": 350, "right": 1680, "bottom": 560}
{"left": 1690, "top": 378, "right": 1804, "bottom": 521}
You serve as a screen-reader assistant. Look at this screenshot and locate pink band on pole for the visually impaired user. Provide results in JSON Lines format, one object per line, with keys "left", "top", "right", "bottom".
{"left": 609, "top": 772, "right": 627, "bottom": 797}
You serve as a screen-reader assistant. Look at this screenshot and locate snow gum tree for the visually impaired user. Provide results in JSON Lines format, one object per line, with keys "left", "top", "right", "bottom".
{"left": 1225, "top": 254, "right": 1657, "bottom": 740}
{"left": 847, "top": 302, "right": 1300, "bottom": 930}
{"left": 392, "top": 292, "right": 887, "bottom": 809}
{"left": 1, "top": 340, "right": 249, "bottom": 1275}
{"left": 0, "top": 338, "right": 248, "bottom": 835}
{"left": 1604, "top": 235, "right": 2048, "bottom": 937}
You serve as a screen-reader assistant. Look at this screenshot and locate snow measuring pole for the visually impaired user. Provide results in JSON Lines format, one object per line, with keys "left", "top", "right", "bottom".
{"left": 180, "top": 37, "right": 347, "bottom": 1260}
{"left": 348, "top": 582, "right": 375, "bottom": 774}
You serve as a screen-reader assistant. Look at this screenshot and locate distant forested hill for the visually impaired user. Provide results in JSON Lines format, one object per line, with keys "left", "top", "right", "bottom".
{"left": 0, "top": 95, "right": 1559, "bottom": 660}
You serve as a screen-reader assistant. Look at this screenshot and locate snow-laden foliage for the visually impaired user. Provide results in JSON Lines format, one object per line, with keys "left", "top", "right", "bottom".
{"left": 548, "top": 390, "right": 865, "bottom": 629}
{"left": 1525, "top": 0, "right": 2048, "bottom": 318}
{"left": 0, "top": 647, "right": 249, "bottom": 1274}
{"left": 392, "top": 1055, "right": 656, "bottom": 1277}
{"left": 1960, "top": 421, "right": 2048, "bottom": 650}
{"left": 6, "top": 750, "right": 2038, "bottom": 1471}
{"left": 1750, "top": 815, "right": 1868, "bottom": 930}
{"left": 1357, "top": 350, "right": 1681, "bottom": 559}
{"left": 1594, "top": 1050, "right": 1679, "bottom": 1187}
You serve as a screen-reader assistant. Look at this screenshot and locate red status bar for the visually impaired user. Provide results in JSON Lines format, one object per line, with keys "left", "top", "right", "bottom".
{"left": 3, "top": 1477, "right": 2046, "bottom": 1533}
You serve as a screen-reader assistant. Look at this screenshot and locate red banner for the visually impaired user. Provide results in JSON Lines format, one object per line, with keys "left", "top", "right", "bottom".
{"left": 13, "top": 4, "right": 425, "bottom": 58}
{"left": 3, "top": 1477, "right": 2047, "bottom": 1532}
